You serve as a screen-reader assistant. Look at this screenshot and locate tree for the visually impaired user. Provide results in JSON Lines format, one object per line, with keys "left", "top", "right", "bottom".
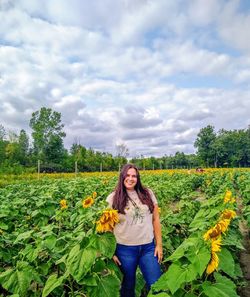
{"left": 0, "top": 125, "right": 7, "bottom": 164}
{"left": 5, "top": 131, "right": 19, "bottom": 164}
{"left": 29, "top": 107, "right": 66, "bottom": 163}
{"left": 194, "top": 125, "right": 217, "bottom": 167}
{"left": 0, "top": 124, "right": 6, "bottom": 140}
{"left": 186, "top": 154, "right": 199, "bottom": 168}
{"left": 215, "top": 128, "right": 249, "bottom": 167}
{"left": 174, "top": 152, "right": 188, "bottom": 168}
{"left": 101, "top": 152, "right": 115, "bottom": 171}
{"left": 236, "top": 128, "right": 250, "bottom": 167}
{"left": 70, "top": 143, "right": 89, "bottom": 170}
{"left": 116, "top": 143, "right": 129, "bottom": 158}
{"left": 246, "top": 125, "right": 250, "bottom": 166}
{"left": 18, "top": 129, "right": 29, "bottom": 165}
{"left": 115, "top": 143, "right": 129, "bottom": 169}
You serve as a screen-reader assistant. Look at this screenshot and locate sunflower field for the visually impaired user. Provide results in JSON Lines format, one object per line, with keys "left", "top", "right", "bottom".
{"left": 0, "top": 168, "right": 249, "bottom": 297}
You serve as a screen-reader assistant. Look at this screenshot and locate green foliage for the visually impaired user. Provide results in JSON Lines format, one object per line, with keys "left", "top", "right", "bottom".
{"left": 202, "top": 273, "right": 239, "bottom": 297}
{"left": 42, "top": 273, "right": 66, "bottom": 297}
{"left": 29, "top": 107, "right": 66, "bottom": 163}
{"left": 194, "top": 125, "right": 217, "bottom": 167}
{"left": 194, "top": 125, "right": 250, "bottom": 168}
{"left": 0, "top": 169, "right": 249, "bottom": 296}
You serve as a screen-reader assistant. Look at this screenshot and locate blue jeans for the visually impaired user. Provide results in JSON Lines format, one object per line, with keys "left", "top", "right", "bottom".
{"left": 115, "top": 240, "right": 162, "bottom": 297}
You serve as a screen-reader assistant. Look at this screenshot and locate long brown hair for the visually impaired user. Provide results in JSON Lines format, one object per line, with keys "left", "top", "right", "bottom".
{"left": 112, "top": 163, "right": 154, "bottom": 214}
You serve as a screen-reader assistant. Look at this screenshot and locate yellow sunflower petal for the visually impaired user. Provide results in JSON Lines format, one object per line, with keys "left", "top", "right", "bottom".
{"left": 211, "top": 237, "right": 222, "bottom": 252}
{"left": 82, "top": 197, "right": 94, "bottom": 208}
{"left": 60, "top": 199, "right": 68, "bottom": 210}
{"left": 206, "top": 252, "right": 219, "bottom": 275}
{"left": 96, "top": 209, "right": 119, "bottom": 233}
{"left": 220, "top": 209, "right": 236, "bottom": 220}
{"left": 223, "top": 190, "right": 232, "bottom": 203}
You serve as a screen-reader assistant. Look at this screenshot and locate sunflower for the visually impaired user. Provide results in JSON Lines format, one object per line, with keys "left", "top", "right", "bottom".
{"left": 60, "top": 199, "right": 68, "bottom": 210}
{"left": 220, "top": 209, "right": 236, "bottom": 220}
{"left": 211, "top": 236, "right": 222, "bottom": 252}
{"left": 92, "top": 191, "right": 97, "bottom": 199}
{"left": 223, "top": 190, "right": 235, "bottom": 203}
{"left": 82, "top": 196, "right": 94, "bottom": 208}
{"left": 206, "top": 252, "right": 219, "bottom": 274}
{"left": 96, "top": 209, "right": 119, "bottom": 233}
{"left": 203, "top": 224, "right": 221, "bottom": 241}
{"left": 204, "top": 217, "right": 232, "bottom": 241}
{"left": 217, "top": 219, "right": 230, "bottom": 233}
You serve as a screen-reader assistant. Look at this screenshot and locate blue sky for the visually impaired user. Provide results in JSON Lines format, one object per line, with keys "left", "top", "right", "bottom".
{"left": 0, "top": 0, "right": 250, "bottom": 157}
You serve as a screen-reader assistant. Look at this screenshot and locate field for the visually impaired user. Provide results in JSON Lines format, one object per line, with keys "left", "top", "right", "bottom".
{"left": 0, "top": 169, "right": 250, "bottom": 297}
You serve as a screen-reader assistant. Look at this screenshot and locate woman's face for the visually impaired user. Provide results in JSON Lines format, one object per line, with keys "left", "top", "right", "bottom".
{"left": 124, "top": 168, "right": 137, "bottom": 190}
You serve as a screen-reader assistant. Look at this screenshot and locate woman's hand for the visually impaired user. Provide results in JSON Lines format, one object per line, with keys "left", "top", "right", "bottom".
{"left": 112, "top": 255, "right": 121, "bottom": 266}
{"left": 154, "top": 245, "right": 163, "bottom": 263}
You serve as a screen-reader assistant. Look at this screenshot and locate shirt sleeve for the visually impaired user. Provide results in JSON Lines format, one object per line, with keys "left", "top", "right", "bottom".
{"left": 106, "top": 192, "right": 114, "bottom": 208}
{"left": 148, "top": 188, "right": 158, "bottom": 205}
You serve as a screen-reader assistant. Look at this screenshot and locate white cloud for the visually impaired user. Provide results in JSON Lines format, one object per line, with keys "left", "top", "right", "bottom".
{"left": 218, "top": 0, "right": 250, "bottom": 53}
{"left": 187, "top": 0, "right": 222, "bottom": 26}
{"left": 165, "top": 41, "right": 231, "bottom": 76}
{"left": 0, "top": 0, "right": 249, "bottom": 157}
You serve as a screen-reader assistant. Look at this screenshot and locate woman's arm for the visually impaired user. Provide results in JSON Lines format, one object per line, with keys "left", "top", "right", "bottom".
{"left": 153, "top": 205, "right": 163, "bottom": 263}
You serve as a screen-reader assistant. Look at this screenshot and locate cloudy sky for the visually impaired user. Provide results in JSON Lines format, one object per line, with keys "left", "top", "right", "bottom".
{"left": 0, "top": 0, "right": 250, "bottom": 157}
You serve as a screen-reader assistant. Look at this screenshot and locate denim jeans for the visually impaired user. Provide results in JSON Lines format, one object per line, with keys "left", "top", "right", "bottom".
{"left": 115, "top": 240, "right": 162, "bottom": 297}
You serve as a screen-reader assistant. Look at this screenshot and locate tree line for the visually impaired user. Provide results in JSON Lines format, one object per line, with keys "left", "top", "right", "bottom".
{"left": 0, "top": 107, "right": 249, "bottom": 173}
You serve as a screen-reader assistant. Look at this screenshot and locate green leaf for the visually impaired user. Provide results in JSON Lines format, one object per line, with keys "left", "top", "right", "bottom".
{"left": 135, "top": 270, "right": 145, "bottom": 297}
{"left": 16, "top": 269, "right": 33, "bottom": 297}
{"left": 189, "top": 208, "right": 220, "bottom": 231}
{"left": 66, "top": 244, "right": 96, "bottom": 282}
{"left": 55, "top": 254, "right": 67, "bottom": 265}
{"left": 42, "top": 274, "right": 65, "bottom": 297}
{"left": 234, "top": 263, "right": 243, "bottom": 278}
{"left": 95, "top": 232, "right": 116, "bottom": 258}
{"left": 0, "top": 268, "right": 14, "bottom": 284}
{"left": 39, "top": 262, "right": 52, "bottom": 276}
{"left": 148, "top": 293, "right": 170, "bottom": 297}
{"left": 92, "top": 258, "right": 106, "bottom": 273}
{"left": 166, "top": 237, "right": 199, "bottom": 261}
{"left": 43, "top": 234, "right": 57, "bottom": 250}
{"left": 202, "top": 273, "right": 239, "bottom": 297}
{"left": 0, "top": 221, "right": 8, "bottom": 230}
{"left": 0, "top": 266, "right": 33, "bottom": 297}
{"left": 88, "top": 274, "right": 120, "bottom": 297}
{"left": 78, "top": 274, "right": 97, "bottom": 286}
{"left": 106, "top": 260, "right": 123, "bottom": 280}
{"left": 152, "top": 262, "right": 197, "bottom": 294}
{"left": 188, "top": 209, "right": 207, "bottom": 225}
{"left": 39, "top": 205, "right": 55, "bottom": 217}
{"left": 21, "top": 244, "right": 41, "bottom": 262}
{"left": 214, "top": 272, "right": 237, "bottom": 290}
{"left": 187, "top": 245, "right": 211, "bottom": 276}
{"left": 31, "top": 210, "right": 39, "bottom": 217}
{"left": 218, "top": 248, "right": 235, "bottom": 278}
{"left": 222, "top": 232, "right": 245, "bottom": 250}
{"left": 14, "top": 230, "right": 33, "bottom": 243}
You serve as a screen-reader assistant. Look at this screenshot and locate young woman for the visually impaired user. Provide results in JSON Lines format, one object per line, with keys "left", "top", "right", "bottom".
{"left": 106, "top": 163, "right": 162, "bottom": 297}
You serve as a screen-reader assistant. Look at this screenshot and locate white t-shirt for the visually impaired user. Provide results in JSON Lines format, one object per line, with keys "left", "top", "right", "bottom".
{"left": 106, "top": 188, "right": 158, "bottom": 245}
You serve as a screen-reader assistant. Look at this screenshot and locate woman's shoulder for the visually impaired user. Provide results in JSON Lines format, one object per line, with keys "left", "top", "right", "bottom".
{"left": 146, "top": 187, "right": 158, "bottom": 204}
{"left": 106, "top": 191, "right": 115, "bottom": 204}
{"left": 145, "top": 187, "right": 154, "bottom": 195}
